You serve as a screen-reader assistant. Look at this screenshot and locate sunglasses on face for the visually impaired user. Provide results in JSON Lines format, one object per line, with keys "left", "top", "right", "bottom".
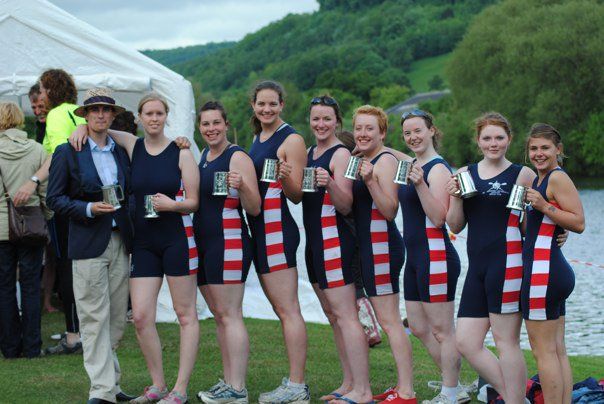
{"left": 310, "top": 96, "right": 338, "bottom": 107}
{"left": 401, "top": 109, "right": 432, "bottom": 123}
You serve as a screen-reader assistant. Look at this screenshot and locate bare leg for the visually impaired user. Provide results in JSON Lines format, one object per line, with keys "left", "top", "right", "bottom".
{"left": 490, "top": 313, "right": 526, "bottom": 404}
{"left": 405, "top": 300, "right": 442, "bottom": 368}
{"left": 313, "top": 284, "right": 353, "bottom": 398}
{"left": 130, "top": 277, "right": 165, "bottom": 389}
{"left": 205, "top": 283, "right": 248, "bottom": 391}
{"left": 526, "top": 319, "right": 564, "bottom": 404}
{"left": 456, "top": 317, "right": 507, "bottom": 395}
{"left": 370, "top": 294, "right": 414, "bottom": 399}
{"left": 260, "top": 268, "right": 307, "bottom": 383}
{"left": 200, "top": 285, "right": 230, "bottom": 383}
{"left": 556, "top": 316, "right": 572, "bottom": 404}
{"left": 167, "top": 274, "right": 199, "bottom": 396}
{"left": 323, "top": 284, "right": 372, "bottom": 403}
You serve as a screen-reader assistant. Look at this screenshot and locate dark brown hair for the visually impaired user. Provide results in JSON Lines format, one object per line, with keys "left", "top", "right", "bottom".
{"left": 475, "top": 112, "right": 512, "bottom": 138}
{"left": 337, "top": 130, "right": 355, "bottom": 151}
{"left": 309, "top": 94, "right": 343, "bottom": 128}
{"left": 526, "top": 123, "right": 565, "bottom": 165}
{"left": 28, "top": 83, "right": 41, "bottom": 100}
{"left": 401, "top": 110, "right": 443, "bottom": 149}
{"left": 199, "top": 100, "right": 228, "bottom": 124}
{"left": 249, "top": 80, "right": 285, "bottom": 135}
{"left": 39, "top": 69, "right": 78, "bottom": 109}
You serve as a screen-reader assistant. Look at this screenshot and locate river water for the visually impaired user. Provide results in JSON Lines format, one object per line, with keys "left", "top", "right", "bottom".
{"left": 284, "top": 189, "right": 604, "bottom": 356}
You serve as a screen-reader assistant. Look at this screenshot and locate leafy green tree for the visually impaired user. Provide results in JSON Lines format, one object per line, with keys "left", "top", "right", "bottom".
{"left": 370, "top": 85, "right": 411, "bottom": 109}
{"left": 428, "top": 75, "right": 445, "bottom": 91}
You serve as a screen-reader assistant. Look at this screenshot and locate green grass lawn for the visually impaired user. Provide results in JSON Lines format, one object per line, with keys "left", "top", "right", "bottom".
{"left": 407, "top": 53, "right": 452, "bottom": 93}
{"left": 1, "top": 312, "right": 603, "bottom": 403}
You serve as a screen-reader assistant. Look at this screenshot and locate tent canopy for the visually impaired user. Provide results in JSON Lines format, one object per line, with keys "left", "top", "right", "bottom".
{"left": 0, "top": 0, "right": 199, "bottom": 157}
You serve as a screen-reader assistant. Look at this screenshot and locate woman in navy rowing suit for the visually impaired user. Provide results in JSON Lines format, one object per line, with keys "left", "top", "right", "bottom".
{"left": 521, "top": 123, "right": 584, "bottom": 404}
{"left": 446, "top": 113, "right": 534, "bottom": 404}
{"left": 246, "top": 81, "right": 310, "bottom": 404}
{"left": 302, "top": 95, "right": 370, "bottom": 403}
{"left": 389, "top": 110, "right": 464, "bottom": 404}
{"left": 348, "top": 105, "right": 415, "bottom": 404}
{"left": 194, "top": 101, "right": 261, "bottom": 403}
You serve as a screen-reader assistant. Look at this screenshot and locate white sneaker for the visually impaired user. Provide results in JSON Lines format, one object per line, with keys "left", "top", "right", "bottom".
{"left": 258, "top": 377, "right": 310, "bottom": 404}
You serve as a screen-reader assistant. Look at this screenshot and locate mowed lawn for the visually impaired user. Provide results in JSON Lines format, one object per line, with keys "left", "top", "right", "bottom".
{"left": 1, "top": 312, "right": 603, "bottom": 403}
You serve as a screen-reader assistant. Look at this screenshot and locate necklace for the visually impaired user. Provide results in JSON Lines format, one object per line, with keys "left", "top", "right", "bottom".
{"left": 203, "top": 142, "right": 231, "bottom": 168}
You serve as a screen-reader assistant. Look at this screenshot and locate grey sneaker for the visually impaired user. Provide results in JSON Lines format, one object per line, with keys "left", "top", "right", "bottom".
{"left": 197, "top": 382, "right": 248, "bottom": 403}
{"left": 422, "top": 390, "right": 471, "bottom": 404}
{"left": 157, "top": 391, "right": 188, "bottom": 404}
{"left": 197, "top": 379, "right": 227, "bottom": 400}
{"left": 44, "top": 337, "right": 82, "bottom": 355}
{"left": 258, "top": 377, "right": 310, "bottom": 404}
{"left": 130, "top": 386, "right": 169, "bottom": 403}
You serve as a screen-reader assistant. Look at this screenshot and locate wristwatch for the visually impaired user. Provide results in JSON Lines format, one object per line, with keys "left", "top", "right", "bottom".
{"left": 30, "top": 175, "right": 41, "bottom": 185}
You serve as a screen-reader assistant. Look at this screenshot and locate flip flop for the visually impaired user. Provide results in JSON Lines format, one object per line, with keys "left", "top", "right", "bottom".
{"left": 329, "top": 397, "right": 376, "bottom": 404}
{"left": 323, "top": 392, "right": 343, "bottom": 402}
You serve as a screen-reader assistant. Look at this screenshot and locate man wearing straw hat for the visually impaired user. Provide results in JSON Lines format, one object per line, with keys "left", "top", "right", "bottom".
{"left": 47, "top": 88, "right": 135, "bottom": 404}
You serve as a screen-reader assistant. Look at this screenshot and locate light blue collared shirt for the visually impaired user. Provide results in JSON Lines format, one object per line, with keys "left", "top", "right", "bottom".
{"left": 85, "top": 136, "right": 119, "bottom": 222}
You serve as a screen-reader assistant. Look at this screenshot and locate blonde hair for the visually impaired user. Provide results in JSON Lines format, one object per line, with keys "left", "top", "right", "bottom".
{"left": 352, "top": 105, "right": 388, "bottom": 134}
{"left": 0, "top": 102, "right": 25, "bottom": 131}
{"left": 137, "top": 92, "right": 169, "bottom": 114}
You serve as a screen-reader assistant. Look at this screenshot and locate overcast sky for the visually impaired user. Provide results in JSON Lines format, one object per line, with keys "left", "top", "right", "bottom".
{"left": 51, "top": 0, "right": 319, "bottom": 50}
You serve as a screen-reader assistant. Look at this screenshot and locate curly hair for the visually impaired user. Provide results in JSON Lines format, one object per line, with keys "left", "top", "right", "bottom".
{"left": 39, "top": 69, "right": 78, "bottom": 109}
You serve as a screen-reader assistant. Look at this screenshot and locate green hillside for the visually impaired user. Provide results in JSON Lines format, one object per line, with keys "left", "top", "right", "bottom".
{"left": 142, "top": 42, "right": 235, "bottom": 68}
{"left": 408, "top": 53, "right": 451, "bottom": 93}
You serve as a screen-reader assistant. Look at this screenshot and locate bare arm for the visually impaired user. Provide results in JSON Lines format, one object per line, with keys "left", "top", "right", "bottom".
{"left": 69, "top": 125, "right": 138, "bottom": 159}
{"left": 317, "top": 147, "right": 353, "bottom": 215}
{"left": 363, "top": 153, "right": 399, "bottom": 221}
{"left": 277, "top": 134, "right": 306, "bottom": 204}
{"left": 526, "top": 171, "right": 585, "bottom": 233}
{"left": 415, "top": 163, "right": 451, "bottom": 228}
{"left": 229, "top": 150, "right": 261, "bottom": 217}
{"left": 517, "top": 166, "right": 536, "bottom": 235}
{"left": 445, "top": 166, "right": 467, "bottom": 234}
{"left": 386, "top": 147, "right": 413, "bottom": 162}
{"left": 13, "top": 154, "right": 52, "bottom": 206}
{"left": 152, "top": 149, "right": 199, "bottom": 214}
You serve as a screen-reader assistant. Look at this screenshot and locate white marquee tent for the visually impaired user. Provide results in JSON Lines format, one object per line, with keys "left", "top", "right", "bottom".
{"left": 1, "top": 0, "right": 331, "bottom": 324}
{"left": 0, "top": 0, "right": 199, "bottom": 157}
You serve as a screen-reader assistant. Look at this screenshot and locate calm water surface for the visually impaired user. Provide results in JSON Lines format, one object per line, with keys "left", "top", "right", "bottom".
{"left": 286, "top": 189, "right": 604, "bottom": 356}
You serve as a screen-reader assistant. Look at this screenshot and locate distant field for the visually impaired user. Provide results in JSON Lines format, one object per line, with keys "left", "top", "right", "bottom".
{"left": 408, "top": 53, "right": 451, "bottom": 93}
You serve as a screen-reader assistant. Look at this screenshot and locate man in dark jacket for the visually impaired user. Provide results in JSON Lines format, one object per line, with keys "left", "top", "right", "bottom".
{"left": 47, "top": 88, "right": 134, "bottom": 404}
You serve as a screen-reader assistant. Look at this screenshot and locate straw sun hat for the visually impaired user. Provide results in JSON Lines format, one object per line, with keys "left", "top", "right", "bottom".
{"left": 74, "top": 88, "right": 126, "bottom": 117}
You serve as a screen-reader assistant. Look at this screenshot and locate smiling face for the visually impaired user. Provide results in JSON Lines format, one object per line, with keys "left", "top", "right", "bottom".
{"left": 402, "top": 116, "right": 434, "bottom": 155}
{"left": 38, "top": 81, "right": 50, "bottom": 109}
{"left": 29, "top": 96, "right": 47, "bottom": 123}
{"left": 354, "top": 113, "right": 384, "bottom": 154}
{"left": 139, "top": 100, "right": 167, "bottom": 136}
{"left": 199, "top": 109, "right": 228, "bottom": 147}
{"left": 85, "top": 105, "right": 115, "bottom": 133}
{"left": 310, "top": 104, "right": 338, "bottom": 142}
{"left": 528, "top": 137, "right": 561, "bottom": 172}
{"left": 477, "top": 124, "right": 511, "bottom": 161}
{"left": 252, "top": 89, "right": 283, "bottom": 127}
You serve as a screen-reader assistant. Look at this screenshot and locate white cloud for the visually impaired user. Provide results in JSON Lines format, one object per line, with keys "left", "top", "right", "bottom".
{"left": 50, "top": 0, "right": 319, "bottom": 50}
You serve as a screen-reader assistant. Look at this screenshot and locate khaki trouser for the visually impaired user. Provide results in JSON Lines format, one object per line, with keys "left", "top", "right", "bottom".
{"left": 73, "top": 232, "right": 129, "bottom": 402}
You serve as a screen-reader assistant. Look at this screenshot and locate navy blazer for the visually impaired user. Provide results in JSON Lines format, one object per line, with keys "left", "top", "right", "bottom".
{"left": 47, "top": 141, "right": 134, "bottom": 260}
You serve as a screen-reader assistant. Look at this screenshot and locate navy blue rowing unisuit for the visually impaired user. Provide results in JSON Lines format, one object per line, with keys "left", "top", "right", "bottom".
{"left": 247, "top": 123, "right": 300, "bottom": 274}
{"left": 130, "top": 138, "right": 197, "bottom": 277}
{"left": 352, "top": 151, "right": 404, "bottom": 297}
{"left": 521, "top": 167, "right": 573, "bottom": 320}
{"left": 399, "top": 157, "right": 460, "bottom": 303}
{"left": 302, "top": 144, "right": 355, "bottom": 290}
{"left": 194, "top": 145, "right": 252, "bottom": 286}
{"left": 458, "top": 163, "right": 524, "bottom": 317}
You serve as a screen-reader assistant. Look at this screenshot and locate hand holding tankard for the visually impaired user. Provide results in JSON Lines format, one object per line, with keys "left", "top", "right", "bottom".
{"left": 315, "top": 167, "right": 331, "bottom": 188}
{"left": 228, "top": 170, "right": 242, "bottom": 190}
{"left": 525, "top": 188, "right": 547, "bottom": 211}
{"left": 446, "top": 175, "right": 461, "bottom": 197}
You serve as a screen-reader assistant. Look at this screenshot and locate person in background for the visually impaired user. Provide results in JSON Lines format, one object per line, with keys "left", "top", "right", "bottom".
{"left": 303, "top": 96, "right": 371, "bottom": 403}
{"left": 29, "top": 84, "right": 47, "bottom": 144}
{"left": 246, "top": 80, "right": 310, "bottom": 404}
{"left": 25, "top": 69, "right": 87, "bottom": 355}
{"left": 29, "top": 83, "right": 58, "bottom": 314}
{"left": 194, "top": 101, "right": 260, "bottom": 404}
{"left": 349, "top": 105, "right": 415, "bottom": 404}
{"left": 0, "top": 102, "right": 51, "bottom": 359}
{"left": 110, "top": 111, "right": 137, "bottom": 135}
{"left": 521, "top": 123, "right": 584, "bottom": 403}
